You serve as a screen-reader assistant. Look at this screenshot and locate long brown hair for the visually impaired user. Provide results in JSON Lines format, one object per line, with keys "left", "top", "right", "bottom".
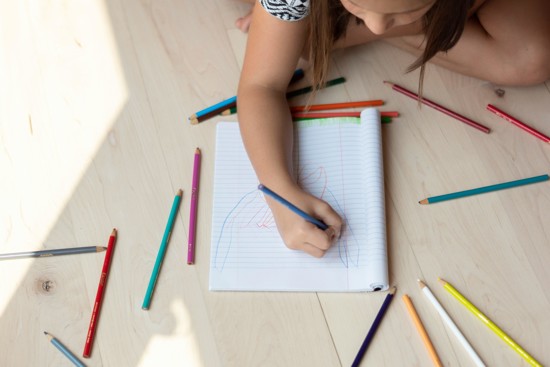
{"left": 308, "top": 0, "right": 475, "bottom": 96}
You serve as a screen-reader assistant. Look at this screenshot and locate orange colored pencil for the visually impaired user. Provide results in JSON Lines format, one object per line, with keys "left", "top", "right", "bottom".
{"left": 290, "top": 100, "right": 384, "bottom": 112}
{"left": 402, "top": 294, "right": 443, "bottom": 367}
{"left": 292, "top": 111, "right": 398, "bottom": 119}
{"left": 83, "top": 228, "right": 117, "bottom": 358}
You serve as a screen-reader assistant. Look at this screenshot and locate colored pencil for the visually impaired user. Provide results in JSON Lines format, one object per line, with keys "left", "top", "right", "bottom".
{"left": 487, "top": 104, "right": 550, "bottom": 143}
{"left": 291, "top": 111, "right": 398, "bottom": 119}
{"left": 418, "top": 280, "right": 485, "bottom": 367}
{"left": 419, "top": 174, "right": 549, "bottom": 204}
{"left": 142, "top": 189, "right": 183, "bottom": 310}
{"left": 258, "top": 184, "right": 328, "bottom": 230}
{"left": 0, "top": 246, "right": 106, "bottom": 261}
{"left": 439, "top": 278, "right": 542, "bottom": 367}
{"left": 187, "top": 148, "right": 201, "bottom": 265}
{"left": 402, "top": 294, "right": 443, "bottom": 367}
{"left": 189, "top": 69, "right": 305, "bottom": 124}
{"left": 83, "top": 228, "right": 117, "bottom": 358}
{"left": 45, "top": 331, "right": 86, "bottom": 367}
{"left": 384, "top": 81, "right": 490, "bottom": 134}
{"left": 351, "top": 287, "right": 396, "bottom": 367}
{"left": 286, "top": 76, "right": 346, "bottom": 99}
{"left": 290, "top": 99, "right": 384, "bottom": 112}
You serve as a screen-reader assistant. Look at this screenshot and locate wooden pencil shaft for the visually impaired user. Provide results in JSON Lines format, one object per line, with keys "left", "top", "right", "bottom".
{"left": 290, "top": 100, "right": 384, "bottom": 112}
{"left": 419, "top": 282, "right": 485, "bottom": 367}
{"left": 45, "top": 332, "right": 86, "bottom": 367}
{"left": 487, "top": 104, "right": 550, "bottom": 143}
{"left": 387, "top": 82, "right": 490, "bottom": 134}
{"left": 440, "top": 279, "right": 542, "bottom": 367}
{"left": 425, "top": 174, "right": 549, "bottom": 204}
{"left": 402, "top": 295, "right": 443, "bottom": 367}
{"left": 0, "top": 246, "right": 103, "bottom": 260}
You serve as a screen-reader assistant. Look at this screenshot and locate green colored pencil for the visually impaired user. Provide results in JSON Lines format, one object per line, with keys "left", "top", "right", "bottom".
{"left": 419, "top": 174, "right": 549, "bottom": 204}
{"left": 142, "top": 189, "right": 183, "bottom": 310}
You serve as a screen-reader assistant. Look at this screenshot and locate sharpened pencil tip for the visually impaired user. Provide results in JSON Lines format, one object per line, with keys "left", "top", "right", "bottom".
{"left": 389, "top": 286, "right": 397, "bottom": 295}
{"left": 111, "top": 228, "right": 117, "bottom": 237}
{"left": 417, "top": 279, "right": 426, "bottom": 288}
{"left": 177, "top": 188, "right": 183, "bottom": 196}
{"left": 43, "top": 331, "right": 47, "bottom": 335}
{"left": 438, "top": 277, "right": 446, "bottom": 286}
{"left": 195, "top": 147, "right": 201, "bottom": 154}
{"left": 419, "top": 199, "right": 428, "bottom": 205}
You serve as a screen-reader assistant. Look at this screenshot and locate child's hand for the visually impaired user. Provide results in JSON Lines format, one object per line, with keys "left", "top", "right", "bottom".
{"left": 265, "top": 187, "right": 342, "bottom": 258}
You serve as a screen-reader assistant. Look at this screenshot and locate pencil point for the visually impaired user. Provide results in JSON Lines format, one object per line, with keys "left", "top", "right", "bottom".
{"left": 195, "top": 147, "right": 201, "bottom": 154}
{"left": 43, "top": 331, "right": 47, "bottom": 335}
{"left": 419, "top": 199, "right": 428, "bottom": 205}
{"left": 97, "top": 246, "right": 107, "bottom": 252}
{"left": 190, "top": 118, "right": 199, "bottom": 125}
{"left": 438, "top": 278, "right": 446, "bottom": 286}
{"left": 383, "top": 81, "right": 394, "bottom": 87}
{"left": 417, "top": 279, "right": 426, "bottom": 288}
{"left": 111, "top": 228, "right": 117, "bottom": 237}
{"left": 389, "top": 286, "right": 397, "bottom": 295}
{"left": 177, "top": 188, "right": 183, "bottom": 196}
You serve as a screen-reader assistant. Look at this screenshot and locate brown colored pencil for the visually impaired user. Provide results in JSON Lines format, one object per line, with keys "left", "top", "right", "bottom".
{"left": 291, "top": 111, "right": 398, "bottom": 119}
{"left": 384, "top": 81, "right": 490, "bottom": 134}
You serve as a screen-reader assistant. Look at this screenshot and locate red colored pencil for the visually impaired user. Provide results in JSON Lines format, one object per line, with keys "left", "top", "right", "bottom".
{"left": 290, "top": 100, "right": 384, "bottom": 112}
{"left": 487, "top": 104, "right": 550, "bottom": 143}
{"left": 291, "top": 111, "right": 398, "bottom": 119}
{"left": 83, "top": 228, "right": 117, "bottom": 358}
{"left": 384, "top": 81, "right": 490, "bottom": 134}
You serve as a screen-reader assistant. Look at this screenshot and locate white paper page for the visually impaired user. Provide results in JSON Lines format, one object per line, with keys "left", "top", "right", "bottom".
{"left": 209, "top": 108, "right": 388, "bottom": 292}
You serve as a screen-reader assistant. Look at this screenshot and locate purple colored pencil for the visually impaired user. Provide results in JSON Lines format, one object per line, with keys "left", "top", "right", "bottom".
{"left": 187, "top": 147, "right": 201, "bottom": 264}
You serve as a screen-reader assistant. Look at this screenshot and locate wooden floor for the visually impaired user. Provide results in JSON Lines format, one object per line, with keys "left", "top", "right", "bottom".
{"left": 1, "top": 1, "right": 549, "bottom": 366}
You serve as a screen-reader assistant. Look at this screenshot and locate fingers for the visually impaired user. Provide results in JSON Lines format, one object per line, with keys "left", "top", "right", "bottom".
{"left": 286, "top": 222, "right": 341, "bottom": 258}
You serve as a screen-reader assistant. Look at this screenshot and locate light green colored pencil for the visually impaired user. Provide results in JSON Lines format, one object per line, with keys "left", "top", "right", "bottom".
{"left": 142, "top": 189, "right": 183, "bottom": 310}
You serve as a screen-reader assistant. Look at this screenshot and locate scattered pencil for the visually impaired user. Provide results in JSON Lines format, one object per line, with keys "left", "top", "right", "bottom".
{"left": 0, "top": 246, "right": 106, "bottom": 261}
{"left": 418, "top": 280, "right": 485, "bottom": 367}
{"left": 439, "top": 278, "right": 542, "bottom": 367}
{"left": 189, "top": 68, "right": 305, "bottom": 124}
{"left": 290, "top": 99, "right": 384, "bottom": 112}
{"left": 142, "top": 190, "right": 183, "bottom": 310}
{"left": 187, "top": 148, "right": 201, "bottom": 265}
{"left": 402, "top": 294, "right": 443, "bottom": 367}
{"left": 419, "top": 174, "right": 549, "bottom": 204}
{"left": 45, "top": 331, "right": 86, "bottom": 367}
{"left": 351, "top": 287, "right": 396, "bottom": 367}
{"left": 487, "top": 104, "right": 550, "bottom": 143}
{"left": 384, "top": 81, "right": 490, "bottom": 134}
{"left": 291, "top": 111, "right": 398, "bottom": 119}
{"left": 286, "top": 77, "right": 346, "bottom": 99}
{"left": 83, "top": 228, "right": 117, "bottom": 358}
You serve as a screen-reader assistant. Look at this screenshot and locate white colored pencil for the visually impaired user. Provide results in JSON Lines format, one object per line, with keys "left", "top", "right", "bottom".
{"left": 418, "top": 279, "right": 486, "bottom": 367}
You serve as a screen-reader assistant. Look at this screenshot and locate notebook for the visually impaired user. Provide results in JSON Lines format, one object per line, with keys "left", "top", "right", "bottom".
{"left": 209, "top": 108, "right": 389, "bottom": 292}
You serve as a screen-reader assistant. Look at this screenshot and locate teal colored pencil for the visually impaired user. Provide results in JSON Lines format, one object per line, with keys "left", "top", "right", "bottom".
{"left": 420, "top": 174, "right": 549, "bottom": 204}
{"left": 142, "top": 189, "right": 183, "bottom": 310}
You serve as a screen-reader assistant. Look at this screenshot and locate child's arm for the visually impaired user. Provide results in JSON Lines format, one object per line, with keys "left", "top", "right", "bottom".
{"left": 237, "top": 1, "right": 342, "bottom": 258}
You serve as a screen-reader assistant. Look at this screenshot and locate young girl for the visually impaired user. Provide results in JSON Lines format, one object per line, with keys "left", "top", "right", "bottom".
{"left": 236, "top": 0, "right": 550, "bottom": 258}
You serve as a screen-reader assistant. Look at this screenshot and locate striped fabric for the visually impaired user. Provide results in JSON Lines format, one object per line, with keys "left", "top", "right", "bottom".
{"left": 259, "top": 0, "right": 310, "bottom": 21}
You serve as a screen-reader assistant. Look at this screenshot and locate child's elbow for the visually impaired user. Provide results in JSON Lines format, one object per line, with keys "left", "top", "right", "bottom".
{"left": 496, "top": 47, "right": 550, "bottom": 86}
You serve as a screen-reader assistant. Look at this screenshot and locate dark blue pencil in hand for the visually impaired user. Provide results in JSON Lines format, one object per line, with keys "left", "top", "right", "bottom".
{"left": 257, "top": 184, "right": 328, "bottom": 230}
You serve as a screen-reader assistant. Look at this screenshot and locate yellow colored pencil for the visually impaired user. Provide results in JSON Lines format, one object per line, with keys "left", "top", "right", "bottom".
{"left": 438, "top": 278, "right": 542, "bottom": 367}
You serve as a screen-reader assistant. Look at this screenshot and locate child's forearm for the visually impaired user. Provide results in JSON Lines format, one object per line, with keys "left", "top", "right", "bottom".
{"left": 237, "top": 84, "right": 297, "bottom": 192}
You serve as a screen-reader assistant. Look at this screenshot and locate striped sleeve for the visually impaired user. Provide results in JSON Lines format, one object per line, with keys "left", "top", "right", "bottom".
{"left": 259, "top": 0, "right": 310, "bottom": 21}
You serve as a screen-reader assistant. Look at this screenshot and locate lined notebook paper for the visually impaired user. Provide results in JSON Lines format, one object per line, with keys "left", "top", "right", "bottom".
{"left": 210, "top": 108, "right": 388, "bottom": 292}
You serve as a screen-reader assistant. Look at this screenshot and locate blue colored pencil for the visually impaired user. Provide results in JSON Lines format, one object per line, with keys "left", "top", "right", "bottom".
{"left": 420, "top": 174, "right": 549, "bottom": 205}
{"left": 257, "top": 184, "right": 328, "bottom": 230}
{"left": 44, "top": 332, "right": 86, "bottom": 367}
{"left": 351, "top": 287, "right": 397, "bottom": 367}
{"left": 142, "top": 189, "right": 183, "bottom": 310}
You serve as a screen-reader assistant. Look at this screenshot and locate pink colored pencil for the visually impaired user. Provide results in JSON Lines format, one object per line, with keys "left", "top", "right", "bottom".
{"left": 187, "top": 148, "right": 201, "bottom": 264}
{"left": 487, "top": 104, "right": 550, "bottom": 143}
{"left": 83, "top": 228, "right": 117, "bottom": 358}
{"left": 384, "top": 81, "right": 490, "bottom": 134}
